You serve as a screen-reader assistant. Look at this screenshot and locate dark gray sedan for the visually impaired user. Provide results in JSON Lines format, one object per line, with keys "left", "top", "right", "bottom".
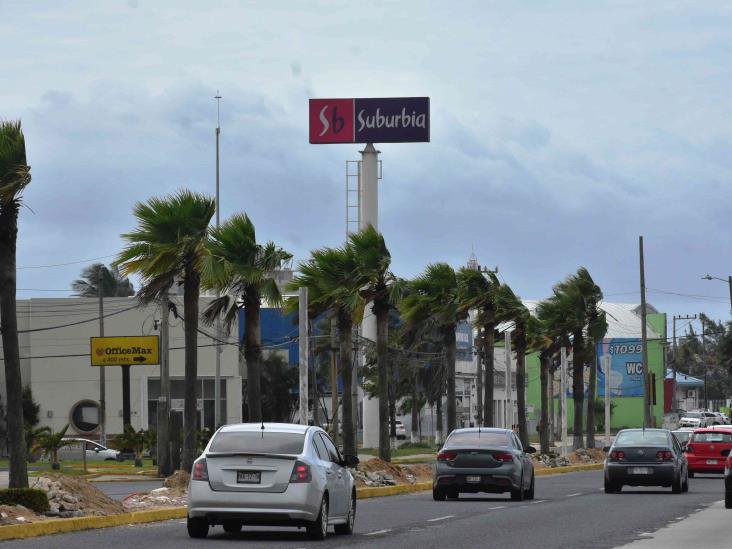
{"left": 432, "top": 428, "right": 536, "bottom": 501}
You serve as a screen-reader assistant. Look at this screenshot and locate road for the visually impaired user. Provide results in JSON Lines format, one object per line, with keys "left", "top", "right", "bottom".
{"left": 3, "top": 470, "right": 727, "bottom": 548}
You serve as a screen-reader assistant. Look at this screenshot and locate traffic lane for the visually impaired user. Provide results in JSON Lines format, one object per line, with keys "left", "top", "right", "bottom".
{"left": 2, "top": 471, "right": 725, "bottom": 548}
{"left": 93, "top": 480, "right": 164, "bottom": 501}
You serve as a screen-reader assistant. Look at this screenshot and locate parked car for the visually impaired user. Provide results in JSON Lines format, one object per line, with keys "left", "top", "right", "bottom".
{"left": 432, "top": 427, "right": 535, "bottom": 501}
{"left": 186, "top": 423, "right": 359, "bottom": 540}
{"left": 394, "top": 420, "right": 407, "bottom": 440}
{"left": 603, "top": 428, "right": 688, "bottom": 493}
{"left": 712, "top": 412, "right": 730, "bottom": 425}
{"left": 679, "top": 412, "right": 707, "bottom": 428}
{"left": 684, "top": 427, "right": 732, "bottom": 477}
{"left": 58, "top": 438, "right": 122, "bottom": 462}
{"left": 671, "top": 428, "right": 695, "bottom": 449}
{"left": 723, "top": 447, "right": 731, "bottom": 509}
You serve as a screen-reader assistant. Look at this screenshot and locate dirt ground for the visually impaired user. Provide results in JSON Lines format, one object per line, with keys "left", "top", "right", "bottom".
{"left": 0, "top": 504, "right": 47, "bottom": 525}
{"left": 356, "top": 458, "right": 432, "bottom": 486}
{"left": 32, "top": 474, "right": 124, "bottom": 516}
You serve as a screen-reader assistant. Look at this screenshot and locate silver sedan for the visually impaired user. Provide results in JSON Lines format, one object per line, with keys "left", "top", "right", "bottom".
{"left": 187, "top": 423, "right": 359, "bottom": 540}
{"left": 432, "top": 428, "right": 536, "bottom": 501}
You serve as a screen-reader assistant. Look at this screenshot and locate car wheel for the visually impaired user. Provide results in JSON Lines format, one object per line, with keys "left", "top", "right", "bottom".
{"left": 524, "top": 473, "right": 535, "bottom": 500}
{"left": 187, "top": 517, "right": 209, "bottom": 539}
{"left": 432, "top": 487, "right": 446, "bottom": 501}
{"left": 222, "top": 520, "right": 242, "bottom": 533}
{"left": 726, "top": 487, "right": 732, "bottom": 509}
{"left": 688, "top": 470, "right": 695, "bottom": 478}
{"left": 510, "top": 475, "right": 525, "bottom": 501}
{"left": 604, "top": 478, "right": 620, "bottom": 494}
{"left": 307, "top": 496, "right": 328, "bottom": 540}
{"left": 446, "top": 489, "right": 459, "bottom": 500}
{"left": 334, "top": 491, "right": 356, "bottom": 535}
{"left": 672, "top": 474, "right": 682, "bottom": 494}
{"left": 682, "top": 472, "right": 689, "bottom": 493}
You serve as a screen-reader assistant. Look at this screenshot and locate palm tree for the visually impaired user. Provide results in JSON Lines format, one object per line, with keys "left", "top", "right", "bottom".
{"left": 457, "top": 267, "right": 501, "bottom": 426}
{"left": 495, "top": 284, "right": 531, "bottom": 448}
{"left": 0, "top": 119, "right": 31, "bottom": 488}
{"left": 202, "top": 213, "right": 292, "bottom": 422}
{"left": 401, "top": 263, "right": 463, "bottom": 435}
{"left": 347, "top": 225, "right": 401, "bottom": 461}
{"left": 537, "top": 267, "right": 603, "bottom": 450}
{"left": 527, "top": 316, "right": 559, "bottom": 454}
{"left": 33, "top": 424, "right": 74, "bottom": 470}
{"left": 287, "top": 245, "right": 362, "bottom": 457}
{"left": 72, "top": 263, "right": 135, "bottom": 297}
{"left": 115, "top": 189, "right": 215, "bottom": 473}
{"left": 585, "top": 305, "right": 608, "bottom": 448}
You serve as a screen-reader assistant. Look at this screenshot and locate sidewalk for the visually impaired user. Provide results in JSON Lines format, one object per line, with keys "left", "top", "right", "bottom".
{"left": 619, "top": 500, "right": 729, "bottom": 548}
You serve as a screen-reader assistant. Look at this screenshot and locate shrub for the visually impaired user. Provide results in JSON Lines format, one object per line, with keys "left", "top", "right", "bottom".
{"left": 0, "top": 488, "right": 50, "bottom": 513}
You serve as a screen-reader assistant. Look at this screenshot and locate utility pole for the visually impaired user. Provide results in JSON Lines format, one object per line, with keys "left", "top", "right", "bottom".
{"left": 672, "top": 314, "right": 697, "bottom": 409}
{"left": 560, "top": 347, "right": 568, "bottom": 457}
{"left": 157, "top": 289, "right": 171, "bottom": 476}
{"left": 476, "top": 332, "right": 483, "bottom": 426}
{"left": 504, "top": 330, "right": 512, "bottom": 430}
{"left": 700, "top": 315, "right": 707, "bottom": 410}
{"left": 214, "top": 91, "right": 223, "bottom": 429}
{"left": 97, "top": 266, "right": 106, "bottom": 446}
{"left": 298, "top": 287, "right": 309, "bottom": 425}
{"left": 330, "top": 317, "right": 339, "bottom": 445}
{"left": 639, "top": 236, "right": 653, "bottom": 428}
{"left": 603, "top": 355, "right": 611, "bottom": 446}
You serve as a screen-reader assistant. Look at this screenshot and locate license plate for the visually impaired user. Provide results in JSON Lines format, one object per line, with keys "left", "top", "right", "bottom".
{"left": 237, "top": 471, "right": 261, "bottom": 484}
{"left": 628, "top": 467, "right": 652, "bottom": 475}
{"left": 466, "top": 475, "right": 481, "bottom": 483}
{"left": 706, "top": 459, "right": 718, "bottom": 465}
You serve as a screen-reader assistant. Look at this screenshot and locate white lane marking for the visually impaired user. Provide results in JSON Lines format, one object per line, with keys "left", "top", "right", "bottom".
{"left": 426, "top": 515, "right": 454, "bottom": 522}
{"left": 531, "top": 499, "right": 548, "bottom": 504}
{"left": 488, "top": 505, "right": 506, "bottom": 510}
{"left": 365, "top": 529, "right": 392, "bottom": 536}
{"left": 566, "top": 492, "right": 582, "bottom": 497}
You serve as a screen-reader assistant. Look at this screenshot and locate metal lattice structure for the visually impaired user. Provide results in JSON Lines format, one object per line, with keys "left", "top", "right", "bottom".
{"left": 346, "top": 159, "right": 382, "bottom": 236}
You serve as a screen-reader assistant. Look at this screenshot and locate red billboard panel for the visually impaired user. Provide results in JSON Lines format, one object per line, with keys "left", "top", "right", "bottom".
{"left": 309, "top": 99, "right": 354, "bottom": 144}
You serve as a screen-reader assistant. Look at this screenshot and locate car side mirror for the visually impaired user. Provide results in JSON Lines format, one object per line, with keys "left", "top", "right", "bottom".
{"left": 341, "top": 454, "right": 360, "bottom": 468}
{"left": 94, "top": 448, "right": 100, "bottom": 453}
{"left": 602, "top": 446, "right": 611, "bottom": 453}
{"left": 721, "top": 449, "right": 730, "bottom": 457}
{"left": 525, "top": 446, "right": 537, "bottom": 454}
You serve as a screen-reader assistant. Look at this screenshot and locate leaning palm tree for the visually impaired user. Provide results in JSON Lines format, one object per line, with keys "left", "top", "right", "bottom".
{"left": 495, "top": 284, "right": 531, "bottom": 448}
{"left": 201, "top": 213, "right": 292, "bottom": 422}
{"left": 457, "top": 267, "right": 501, "bottom": 426}
{"left": 527, "top": 316, "right": 559, "bottom": 454}
{"left": 585, "top": 305, "right": 608, "bottom": 448}
{"left": 72, "top": 263, "right": 135, "bottom": 297}
{"left": 287, "top": 245, "right": 362, "bottom": 456}
{"left": 115, "top": 189, "right": 215, "bottom": 473}
{"left": 347, "top": 225, "right": 402, "bottom": 461}
{"left": 0, "top": 119, "right": 31, "bottom": 488}
{"left": 400, "top": 263, "right": 463, "bottom": 435}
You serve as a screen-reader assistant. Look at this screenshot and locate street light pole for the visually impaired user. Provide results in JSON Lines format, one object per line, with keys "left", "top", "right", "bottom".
{"left": 702, "top": 274, "right": 732, "bottom": 316}
{"left": 214, "top": 91, "right": 222, "bottom": 429}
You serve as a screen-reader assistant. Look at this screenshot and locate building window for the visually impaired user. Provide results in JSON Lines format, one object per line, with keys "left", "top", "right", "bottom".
{"left": 70, "top": 400, "right": 100, "bottom": 433}
{"left": 147, "top": 378, "right": 226, "bottom": 432}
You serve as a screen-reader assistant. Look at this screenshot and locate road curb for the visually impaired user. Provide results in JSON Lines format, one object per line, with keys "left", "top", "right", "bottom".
{"left": 356, "top": 482, "right": 432, "bottom": 499}
{"left": 0, "top": 507, "right": 187, "bottom": 541}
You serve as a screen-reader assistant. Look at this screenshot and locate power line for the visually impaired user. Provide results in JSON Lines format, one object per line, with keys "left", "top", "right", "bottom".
{"left": 17, "top": 254, "right": 117, "bottom": 270}
{"left": 17, "top": 305, "right": 138, "bottom": 333}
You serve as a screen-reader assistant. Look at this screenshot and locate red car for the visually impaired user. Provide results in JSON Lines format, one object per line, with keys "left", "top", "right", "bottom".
{"left": 685, "top": 427, "right": 732, "bottom": 476}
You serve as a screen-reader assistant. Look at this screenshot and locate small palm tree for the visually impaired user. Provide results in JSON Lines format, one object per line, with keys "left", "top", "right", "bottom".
{"left": 33, "top": 424, "right": 74, "bottom": 470}
{"left": 201, "top": 213, "right": 291, "bottom": 423}
{"left": 72, "top": 263, "right": 135, "bottom": 297}
{"left": 113, "top": 425, "right": 147, "bottom": 466}
{"left": 287, "top": 245, "right": 362, "bottom": 457}
{"left": 115, "top": 189, "right": 216, "bottom": 472}
{"left": 0, "top": 119, "right": 31, "bottom": 488}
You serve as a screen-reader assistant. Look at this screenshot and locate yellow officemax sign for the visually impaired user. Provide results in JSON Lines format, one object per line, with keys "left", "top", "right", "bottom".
{"left": 90, "top": 336, "right": 160, "bottom": 366}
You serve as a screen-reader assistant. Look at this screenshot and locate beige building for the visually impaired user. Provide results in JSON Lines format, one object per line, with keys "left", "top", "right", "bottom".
{"left": 1, "top": 297, "right": 242, "bottom": 443}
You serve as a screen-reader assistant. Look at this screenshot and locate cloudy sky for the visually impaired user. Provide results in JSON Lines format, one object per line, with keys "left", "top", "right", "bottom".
{"left": 3, "top": 0, "right": 731, "bottom": 335}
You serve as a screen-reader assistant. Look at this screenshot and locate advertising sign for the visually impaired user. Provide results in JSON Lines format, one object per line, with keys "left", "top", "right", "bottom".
{"left": 90, "top": 336, "right": 160, "bottom": 366}
{"left": 597, "top": 338, "right": 645, "bottom": 397}
{"left": 309, "top": 97, "right": 430, "bottom": 143}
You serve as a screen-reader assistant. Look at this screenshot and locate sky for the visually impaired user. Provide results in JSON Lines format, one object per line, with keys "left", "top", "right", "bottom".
{"left": 2, "top": 0, "right": 731, "bottom": 338}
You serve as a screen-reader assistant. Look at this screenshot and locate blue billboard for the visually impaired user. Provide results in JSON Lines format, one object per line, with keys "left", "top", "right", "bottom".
{"left": 597, "top": 338, "right": 645, "bottom": 397}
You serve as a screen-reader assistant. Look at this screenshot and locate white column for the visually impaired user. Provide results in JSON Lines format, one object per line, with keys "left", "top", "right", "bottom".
{"left": 505, "top": 331, "right": 512, "bottom": 430}
{"left": 603, "top": 354, "right": 611, "bottom": 446}
{"left": 298, "top": 287, "right": 309, "bottom": 425}
{"left": 560, "top": 347, "right": 568, "bottom": 457}
{"left": 360, "top": 143, "right": 381, "bottom": 449}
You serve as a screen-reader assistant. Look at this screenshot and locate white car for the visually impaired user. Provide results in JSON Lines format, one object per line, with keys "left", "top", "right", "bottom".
{"left": 712, "top": 412, "right": 730, "bottom": 425}
{"left": 679, "top": 412, "right": 707, "bottom": 428}
{"left": 187, "top": 423, "right": 359, "bottom": 540}
{"left": 58, "top": 438, "right": 121, "bottom": 462}
{"left": 394, "top": 420, "right": 407, "bottom": 440}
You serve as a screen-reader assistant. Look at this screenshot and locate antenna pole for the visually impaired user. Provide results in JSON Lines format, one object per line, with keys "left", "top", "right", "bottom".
{"left": 214, "top": 91, "right": 223, "bottom": 429}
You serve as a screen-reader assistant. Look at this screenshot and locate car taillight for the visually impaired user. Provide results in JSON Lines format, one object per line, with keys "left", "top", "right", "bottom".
{"left": 192, "top": 459, "right": 208, "bottom": 481}
{"left": 290, "top": 460, "right": 311, "bottom": 483}
{"left": 609, "top": 450, "right": 625, "bottom": 461}
{"left": 492, "top": 452, "right": 514, "bottom": 462}
{"left": 437, "top": 451, "right": 457, "bottom": 461}
{"left": 656, "top": 451, "right": 673, "bottom": 461}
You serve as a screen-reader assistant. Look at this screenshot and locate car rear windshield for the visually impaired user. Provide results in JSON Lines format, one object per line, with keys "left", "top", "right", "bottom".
{"left": 684, "top": 412, "right": 701, "bottom": 418}
{"left": 691, "top": 432, "right": 732, "bottom": 443}
{"left": 209, "top": 431, "right": 305, "bottom": 454}
{"left": 614, "top": 431, "right": 669, "bottom": 447}
{"left": 445, "top": 431, "right": 509, "bottom": 447}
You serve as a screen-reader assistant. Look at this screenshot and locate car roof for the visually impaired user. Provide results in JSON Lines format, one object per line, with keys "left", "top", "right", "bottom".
{"left": 693, "top": 426, "right": 732, "bottom": 433}
{"left": 449, "top": 428, "right": 511, "bottom": 435}
{"left": 618, "top": 428, "right": 669, "bottom": 433}
{"left": 218, "top": 422, "right": 311, "bottom": 434}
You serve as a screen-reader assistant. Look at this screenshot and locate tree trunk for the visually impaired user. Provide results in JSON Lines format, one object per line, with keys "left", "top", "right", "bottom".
{"left": 338, "top": 313, "right": 356, "bottom": 457}
{"left": 515, "top": 328, "right": 529, "bottom": 449}
{"left": 586, "top": 339, "right": 597, "bottom": 449}
{"left": 245, "top": 296, "right": 262, "bottom": 422}
{"left": 435, "top": 397, "right": 443, "bottom": 445}
{"left": 539, "top": 353, "right": 550, "bottom": 454}
{"left": 572, "top": 333, "right": 585, "bottom": 450}
{"left": 181, "top": 263, "right": 200, "bottom": 473}
{"left": 0, "top": 209, "right": 28, "bottom": 488}
{"left": 375, "top": 301, "right": 390, "bottom": 461}
{"left": 156, "top": 291, "right": 172, "bottom": 477}
{"left": 483, "top": 323, "right": 495, "bottom": 427}
{"left": 411, "top": 368, "right": 420, "bottom": 443}
{"left": 444, "top": 326, "right": 457, "bottom": 433}
{"left": 476, "top": 336, "right": 483, "bottom": 426}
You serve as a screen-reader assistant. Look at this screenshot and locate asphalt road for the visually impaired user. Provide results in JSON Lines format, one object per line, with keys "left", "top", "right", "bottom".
{"left": 4, "top": 470, "right": 727, "bottom": 548}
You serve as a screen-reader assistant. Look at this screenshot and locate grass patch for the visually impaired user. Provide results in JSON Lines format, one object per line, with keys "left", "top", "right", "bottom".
{"left": 26, "top": 459, "right": 157, "bottom": 477}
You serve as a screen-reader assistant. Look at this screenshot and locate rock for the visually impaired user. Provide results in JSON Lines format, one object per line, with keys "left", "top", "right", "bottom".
{"left": 49, "top": 502, "right": 60, "bottom": 514}
{"left": 62, "top": 494, "right": 78, "bottom": 504}
{"left": 150, "top": 487, "right": 169, "bottom": 495}
{"left": 72, "top": 510, "right": 85, "bottom": 517}
{"left": 16, "top": 517, "right": 26, "bottom": 523}
{"left": 383, "top": 479, "right": 397, "bottom": 486}
{"left": 59, "top": 511, "right": 76, "bottom": 519}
